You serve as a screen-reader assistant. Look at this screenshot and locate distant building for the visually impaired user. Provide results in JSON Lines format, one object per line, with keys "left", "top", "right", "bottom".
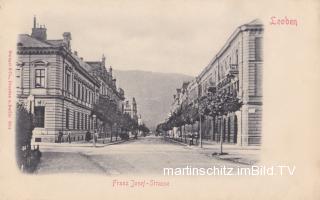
{"left": 124, "top": 97, "right": 138, "bottom": 122}
{"left": 138, "top": 114, "right": 143, "bottom": 126}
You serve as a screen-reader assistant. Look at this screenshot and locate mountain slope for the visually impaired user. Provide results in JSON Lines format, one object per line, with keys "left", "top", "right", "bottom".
{"left": 113, "top": 70, "right": 193, "bottom": 130}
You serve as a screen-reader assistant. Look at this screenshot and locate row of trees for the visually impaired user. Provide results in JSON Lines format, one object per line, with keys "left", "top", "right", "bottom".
{"left": 138, "top": 123, "right": 150, "bottom": 137}
{"left": 92, "top": 95, "right": 148, "bottom": 141}
{"left": 156, "top": 88, "right": 242, "bottom": 153}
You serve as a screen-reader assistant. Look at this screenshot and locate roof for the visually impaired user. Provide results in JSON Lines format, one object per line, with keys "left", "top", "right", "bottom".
{"left": 18, "top": 34, "right": 52, "bottom": 47}
{"left": 182, "top": 81, "right": 190, "bottom": 89}
{"left": 247, "top": 19, "right": 263, "bottom": 25}
{"left": 46, "top": 39, "right": 64, "bottom": 46}
{"left": 17, "top": 34, "right": 100, "bottom": 86}
{"left": 197, "top": 19, "right": 263, "bottom": 79}
{"left": 86, "top": 61, "right": 102, "bottom": 69}
{"left": 85, "top": 62, "right": 104, "bottom": 75}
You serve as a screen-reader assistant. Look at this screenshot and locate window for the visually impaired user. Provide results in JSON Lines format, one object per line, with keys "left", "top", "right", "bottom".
{"left": 88, "top": 91, "right": 91, "bottom": 103}
{"left": 82, "top": 86, "right": 85, "bottom": 101}
{"left": 73, "top": 81, "right": 77, "bottom": 96}
{"left": 78, "top": 83, "right": 81, "bottom": 99}
{"left": 66, "top": 73, "right": 71, "bottom": 92}
{"left": 85, "top": 114, "right": 87, "bottom": 130}
{"left": 88, "top": 116, "right": 90, "bottom": 130}
{"left": 73, "top": 111, "right": 76, "bottom": 129}
{"left": 235, "top": 49, "right": 239, "bottom": 65}
{"left": 85, "top": 89, "right": 88, "bottom": 103}
{"left": 81, "top": 113, "right": 84, "bottom": 130}
{"left": 77, "top": 112, "right": 80, "bottom": 130}
{"left": 66, "top": 109, "right": 70, "bottom": 129}
{"left": 255, "top": 37, "right": 262, "bottom": 61}
{"left": 34, "top": 106, "right": 45, "bottom": 127}
{"left": 35, "top": 69, "right": 45, "bottom": 88}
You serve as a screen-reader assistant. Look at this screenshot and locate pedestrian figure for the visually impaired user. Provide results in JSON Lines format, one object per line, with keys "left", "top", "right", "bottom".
{"left": 68, "top": 132, "right": 71, "bottom": 144}
{"left": 58, "top": 131, "right": 63, "bottom": 143}
{"left": 85, "top": 131, "right": 91, "bottom": 142}
{"left": 93, "top": 129, "right": 97, "bottom": 147}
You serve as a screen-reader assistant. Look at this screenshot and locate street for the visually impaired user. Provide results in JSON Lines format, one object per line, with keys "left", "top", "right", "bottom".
{"left": 36, "top": 136, "right": 246, "bottom": 175}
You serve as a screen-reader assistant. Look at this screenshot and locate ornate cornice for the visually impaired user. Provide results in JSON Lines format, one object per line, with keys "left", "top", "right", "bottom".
{"left": 17, "top": 45, "right": 100, "bottom": 87}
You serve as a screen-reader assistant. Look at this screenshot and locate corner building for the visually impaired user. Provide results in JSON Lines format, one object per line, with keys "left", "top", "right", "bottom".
{"left": 198, "top": 19, "right": 263, "bottom": 146}
{"left": 16, "top": 18, "right": 124, "bottom": 143}
{"left": 170, "top": 19, "right": 263, "bottom": 146}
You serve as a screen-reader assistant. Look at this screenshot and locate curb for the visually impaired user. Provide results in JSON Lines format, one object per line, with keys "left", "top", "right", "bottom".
{"left": 35, "top": 137, "right": 137, "bottom": 148}
{"left": 165, "top": 137, "right": 201, "bottom": 150}
{"left": 212, "top": 155, "right": 255, "bottom": 165}
{"left": 80, "top": 137, "right": 137, "bottom": 147}
{"left": 166, "top": 137, "right": 257, "bottom": 165}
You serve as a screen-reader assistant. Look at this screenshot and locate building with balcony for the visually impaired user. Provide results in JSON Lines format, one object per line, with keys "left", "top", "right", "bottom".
{"left": 168, "top": 19, "right": 263, "bottom": 146}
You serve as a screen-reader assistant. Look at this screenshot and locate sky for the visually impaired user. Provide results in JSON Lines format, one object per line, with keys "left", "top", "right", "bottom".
{"left": 11, "top": 0, "right": 264, "bottom": 76}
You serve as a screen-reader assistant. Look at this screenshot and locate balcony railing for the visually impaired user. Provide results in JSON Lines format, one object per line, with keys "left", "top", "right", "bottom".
{"left": 227, "top": 64, "right": 239, "bottom": 77}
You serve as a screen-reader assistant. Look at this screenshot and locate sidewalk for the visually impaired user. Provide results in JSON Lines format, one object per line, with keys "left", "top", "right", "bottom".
{"left": 31, "top": 137, "right": 136, "bottom": 148}
{"left": 166, "top": 137, "right": 260, "bottom": 165}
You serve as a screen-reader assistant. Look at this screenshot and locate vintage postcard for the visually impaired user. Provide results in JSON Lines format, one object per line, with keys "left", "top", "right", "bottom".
{"left": 0, "top": 0, "right": 319, "bottom": 199}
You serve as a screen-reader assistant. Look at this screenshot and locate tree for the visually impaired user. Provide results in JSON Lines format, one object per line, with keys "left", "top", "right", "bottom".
{"left": 118, "top": 112, "right": 139, "bottom": 139}
{"left": 138, "top": 123, "right": 150, "bottom": 136}
{"left": 201, "top": 90, "right": 242, "bottom": 154}
{"left": 92, "top": 95, "right": 119, "bottom": 141}
{"left": 16, "top": 103, "right": 34, "bottom": 169}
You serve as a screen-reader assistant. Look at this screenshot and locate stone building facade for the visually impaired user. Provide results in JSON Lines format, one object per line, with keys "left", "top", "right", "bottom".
{"left": 16, "top": 18, "right": 126, "bottom": 143}
{"left": 169, "top": 19, "right": 263, "bottom": 146}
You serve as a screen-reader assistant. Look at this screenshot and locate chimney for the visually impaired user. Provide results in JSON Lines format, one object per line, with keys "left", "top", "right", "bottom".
{"left": 63, "top": 32, "right": 72, "bottom": 50}
{"left": 80, "top": 57, "right": 83, "bottom": 61}
{"left": 33, "top": 16, "right": 36, "bottom": 28}
{"left": 74, "top": 51, "right": 78, "bottom": 56}
{"left": 102, "top": 54, "right": 106, "bottom": 68}
{"left": 31, "top": 16, "right": 47, "bottom": 41}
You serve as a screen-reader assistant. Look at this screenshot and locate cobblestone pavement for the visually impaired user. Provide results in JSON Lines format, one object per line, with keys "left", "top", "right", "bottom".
{"left": 36, "top": 136, "right": 247, "bottom": 175}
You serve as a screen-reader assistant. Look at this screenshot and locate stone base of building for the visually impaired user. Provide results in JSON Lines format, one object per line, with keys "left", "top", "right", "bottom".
{"left": 238, "top": 104, "right": 262, "bottom": 146}
{"left": 32, "top": 129, "right": 89, "bottom": 143}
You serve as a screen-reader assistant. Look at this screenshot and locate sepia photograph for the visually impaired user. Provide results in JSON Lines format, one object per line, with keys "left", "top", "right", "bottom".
{"left": 15, "top": 15, "right": 263, "bottom": 175}
{"left": 0, "top": 0, "right": 319, "bottom": 199}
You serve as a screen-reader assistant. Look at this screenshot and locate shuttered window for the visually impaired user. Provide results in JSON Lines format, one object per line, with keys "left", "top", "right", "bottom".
{"left": 255, "top": 37, "right": 262, "bottom": 61}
